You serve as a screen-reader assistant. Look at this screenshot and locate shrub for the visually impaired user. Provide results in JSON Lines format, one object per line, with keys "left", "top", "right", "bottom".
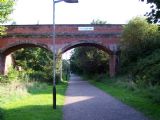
{"left": 0, "top": 108, "right": 4, "bottom": 120}
{"left": 113, "top": 76, "right": 138, "bottom": 91}
{"left": 7, "top": 67, "right": 20, "bottom": 82}
{"left": 0, "top": 75, "right": 8, "bottom": 83}
{"left": 17, "top": 69, "right": 53, "bottom": 83}
{"left": 148, "top": 86, "right": 160, "bottom": 104}
{"left": 27, "top": 82, "right": 49, "bottom": 94}
{"left": 95, "top": 74, "right": 107, "bottom": 82}
{"left": 133, "top": 49, "right": 160, "bottom": 85}
{"left": 0, "top": 67, "right": 20, "bottom": 83}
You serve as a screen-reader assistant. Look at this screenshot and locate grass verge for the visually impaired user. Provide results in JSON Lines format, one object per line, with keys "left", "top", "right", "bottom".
{"left": 0, "top": 81, "right": 67, "bottom": 120}
{"left": 86, "top": 75, "right": 160, "bottom": 120}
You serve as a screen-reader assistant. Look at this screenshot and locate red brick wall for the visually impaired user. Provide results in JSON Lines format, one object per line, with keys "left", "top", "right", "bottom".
{"left": 0, "top": 24, "right": 123, "bottom": 76}
{"left": 0, "top": 24, "right": 122, "bottom": 55}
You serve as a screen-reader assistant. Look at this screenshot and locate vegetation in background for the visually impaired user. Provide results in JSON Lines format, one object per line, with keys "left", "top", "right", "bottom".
{"left": 70, "top": 46, "right": 109, "bottom": 75}
{"left": 62, "top": 59, "right": 70, "bottom": 81}
{"left": 121, "top": 17, "right": 159, "bottom": 64}
{"left": 121, "top": 17, "right": 160, "bottom": 85}
{"left": 140, "top": 0, "right": 160, "bottom": 23}
{"left": 91, "top": 19, "right": 107, "bottom": 24}
{"left": 13, "top": 47, "right": 53, "bottom": 82}
{"left": 0, "top": 0, "right": 15, "bottom": 36}
{"left": 11, "top": 47, "right": 69, "bottom": 83}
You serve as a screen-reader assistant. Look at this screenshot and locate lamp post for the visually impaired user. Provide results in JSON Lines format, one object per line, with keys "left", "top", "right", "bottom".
{"left": 52, "top": 0, "right": 78, "bottom": 109}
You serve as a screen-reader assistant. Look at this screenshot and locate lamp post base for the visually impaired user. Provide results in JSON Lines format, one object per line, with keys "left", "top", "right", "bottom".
{"left": 53, "top": 86, "right": 56, "bottom": 109}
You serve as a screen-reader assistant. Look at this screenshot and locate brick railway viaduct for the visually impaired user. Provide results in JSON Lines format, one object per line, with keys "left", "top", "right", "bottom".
{"left": 0, "top": 24, "right": 123, "bottom": 77}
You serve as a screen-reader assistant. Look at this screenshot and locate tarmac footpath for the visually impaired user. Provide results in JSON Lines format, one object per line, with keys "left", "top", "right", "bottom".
{"left": 63, "top": 74, "right": 149, "bottom": 120}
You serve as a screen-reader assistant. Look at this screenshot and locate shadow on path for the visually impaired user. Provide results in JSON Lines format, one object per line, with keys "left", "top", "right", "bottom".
{"left": 63, "top": 74, "right": 149, "bottom": 120}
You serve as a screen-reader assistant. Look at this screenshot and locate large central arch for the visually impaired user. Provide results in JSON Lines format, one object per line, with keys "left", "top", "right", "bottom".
{"left": 57, "top": 41, "right": 119, "bottom": 77}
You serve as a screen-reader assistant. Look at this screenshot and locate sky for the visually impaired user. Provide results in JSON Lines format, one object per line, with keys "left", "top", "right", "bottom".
{"left": 9, "top": 0, "right": 151, "bottom": 25}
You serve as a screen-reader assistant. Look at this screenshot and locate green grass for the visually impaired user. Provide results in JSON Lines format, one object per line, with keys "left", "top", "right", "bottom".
{"left": 0, "top": 81, "right": 67, "bottom": 120}
{"left": 88, "top": 76, "right": 160, "bottom": 120}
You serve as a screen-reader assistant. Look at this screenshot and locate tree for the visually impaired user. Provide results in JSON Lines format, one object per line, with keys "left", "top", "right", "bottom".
{"left": 121, "top": 17, "right": 160, "bottom": 79}
{"left": 140, "top": 0, "right": 160, "bottom": 23}
{"left": 13, "top": 47, "right": 54, "bottom": 82}
{"left": 121, "top": 17, "right": 158, "bottom": 63}
{"left": 70, "top": 47, "right": 109, "bottom": 75}
{"left": 62, "top": 59, "right": 70, "bottom": 80}
{"left": 0, "top": 0, "right": 14, "bottom": 36}
{"left": 91, "top": 19, "right": 107, "bottom": 24}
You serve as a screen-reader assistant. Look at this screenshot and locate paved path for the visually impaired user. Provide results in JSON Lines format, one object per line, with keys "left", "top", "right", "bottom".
{"left": 63, "top": 74, "right": 149, "bottom": 120}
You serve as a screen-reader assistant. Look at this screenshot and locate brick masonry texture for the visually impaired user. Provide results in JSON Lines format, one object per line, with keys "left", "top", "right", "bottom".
{"left": 0, "top": 24, "right": 123, "bottom": 76}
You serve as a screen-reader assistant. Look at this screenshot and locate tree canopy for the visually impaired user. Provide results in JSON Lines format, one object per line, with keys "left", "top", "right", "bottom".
{"left": 121, "top": 17, "right": 160, "bottom": 85}
{"left": 121, "top": 17, "right": 159, "bottom": 65}
{"left": 0, "top": 0, "right": 14, "bottom": 35}
{"left": 141, "top": 0, "right": 160, "bottom": 23}
{"left": 91, "top": 19, "right": 107, "bottom": 24}
{"left": 70, "top": 47, "right": 109, "bottom": 75}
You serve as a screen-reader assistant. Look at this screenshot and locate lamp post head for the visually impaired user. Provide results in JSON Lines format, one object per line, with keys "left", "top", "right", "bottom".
{"left": 63, "top": 0, "right": 78, "bottom": 3}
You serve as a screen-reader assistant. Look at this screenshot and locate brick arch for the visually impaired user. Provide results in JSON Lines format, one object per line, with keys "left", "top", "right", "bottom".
{"left": 0, "top": 42, "right": 52, "bottom": 74}
{"left": 1, "top": 42, "right": 51, "bottom": 56}
{"left": 0, "top": 24, "right": 122, "bottom": 77}
{"left": 60, "top": 41, "right": 113, "bottom": 55}
{"left": 58, "top": 41, "right": 118, "bottom": 77}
